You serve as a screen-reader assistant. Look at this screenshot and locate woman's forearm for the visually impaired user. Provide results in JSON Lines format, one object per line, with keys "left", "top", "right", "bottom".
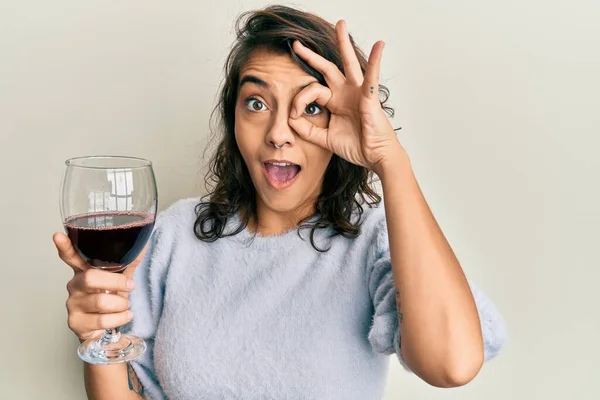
{"left": 375, "top": 145, "right": 484, "bottom": 388}
{"left": 84, "top": 363, "right": 144, "bottom": 400}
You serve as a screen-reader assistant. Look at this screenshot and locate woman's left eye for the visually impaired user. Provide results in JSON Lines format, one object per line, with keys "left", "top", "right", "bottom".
{"left": 304, "top": 103, "right": 323, "bottom": 116}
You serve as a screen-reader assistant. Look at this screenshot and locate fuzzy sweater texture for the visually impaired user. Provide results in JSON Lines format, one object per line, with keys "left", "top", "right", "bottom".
{"left": 123, "top": 197, "right": 506, "bottom": 399}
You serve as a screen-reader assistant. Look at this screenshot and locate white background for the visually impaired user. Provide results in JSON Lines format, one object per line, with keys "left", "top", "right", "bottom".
{"left": 1, "top": 0, "right": 599, "bottom": 398}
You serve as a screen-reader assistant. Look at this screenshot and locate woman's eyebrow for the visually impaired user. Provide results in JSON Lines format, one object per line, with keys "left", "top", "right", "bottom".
{"left": 239, "top": 75, "right": 269, "bottom": 90}
{"left": 239, "top": 75, "right": 315, "bottom": 97}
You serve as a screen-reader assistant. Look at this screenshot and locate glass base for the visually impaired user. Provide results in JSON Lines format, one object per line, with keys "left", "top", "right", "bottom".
{"left": 78, "top": 332, "right": 146, "bottom": 365}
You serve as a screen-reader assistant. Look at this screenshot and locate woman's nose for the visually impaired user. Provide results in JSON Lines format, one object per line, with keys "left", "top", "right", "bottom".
{"left": 265, "top": 109, "right": 296, "bottom": 148}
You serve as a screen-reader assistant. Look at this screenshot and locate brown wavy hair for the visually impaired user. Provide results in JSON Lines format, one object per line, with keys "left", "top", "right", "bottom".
{"left": 194, "top": 5, "right": 397, "bottom": 251}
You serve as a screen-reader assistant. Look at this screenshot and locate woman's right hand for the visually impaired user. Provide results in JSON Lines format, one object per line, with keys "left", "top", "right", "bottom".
{"left": 53, "top": 232, "right": 141, "bottom": 342}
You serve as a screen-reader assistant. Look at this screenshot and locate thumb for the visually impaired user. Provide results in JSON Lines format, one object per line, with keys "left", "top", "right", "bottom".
{"left": 288, "top": 117, "right": 329, "bottom": 150}
{"left": 53, "top": 232, "right": 88, "bottom": 273}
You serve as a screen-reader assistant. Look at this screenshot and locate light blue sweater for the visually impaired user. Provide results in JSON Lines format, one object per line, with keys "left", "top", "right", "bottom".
{"left": 124, "top": 197, "right": 506, "bottom": 399}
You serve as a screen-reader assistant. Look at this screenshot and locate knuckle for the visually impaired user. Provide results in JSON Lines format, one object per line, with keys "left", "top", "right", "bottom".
{"left": 62, "top": 251, "right": 76, "bottom": 266}
{"left": 67, "top": 314, "right": 78, "bottom": 331}
{"left": 96, "top": 314, "right": 107, "bottom": 329}
{"left": 62, "top": 250, "right": 73, "bottom": 263}
{"left": 66, "top": 279, "right": 74, "bottom": 294}
{"left": 65, "top": 297, "right": 75, "bottom": 312}
{"left": 293, "top": 97, "right": 305, "bottom": 109}
{"left": 81, "top": 270, "right": 93, "bottom": 288}
{"left": 112, "top": 296, "right": 124, "bottom": 311}
{"left": 323, "top": 61, "right": 336, "bottom": 74}
{"left": 310, "top": 82, "right": 323, "bottom": 92}
{"left": 95, "top": 293, "right": 116, "bottom": 312}
{"left": 82, "top": 269, "right": 99, "bottom": 290}
{"left": 57, "top": 244, "right": 70, "bottom": 260}
{"left": 96, "top": 313, "right": 116, "bottom": 329}
{"left": 94, "top": 294, "right": 105, "bottom": 312}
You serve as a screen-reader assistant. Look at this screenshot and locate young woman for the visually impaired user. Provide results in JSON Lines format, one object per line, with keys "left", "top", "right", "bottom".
{"left": 55, "top": 5, "right": 506, "bottom": 399}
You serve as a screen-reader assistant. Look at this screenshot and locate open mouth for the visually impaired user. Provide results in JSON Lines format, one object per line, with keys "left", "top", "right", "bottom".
{"left": 262, "top": 160, "right": 302, "bottom": 189}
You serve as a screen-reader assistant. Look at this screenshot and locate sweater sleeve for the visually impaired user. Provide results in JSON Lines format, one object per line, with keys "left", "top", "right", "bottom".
{"left": 121, "top": 210, "right": 174, "bottom": 400}
{"left": 365, "top": 214, "right": 507, "bottom": 371}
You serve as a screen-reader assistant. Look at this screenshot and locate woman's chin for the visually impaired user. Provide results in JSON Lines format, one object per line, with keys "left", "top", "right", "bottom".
{"left": 258, "top": 193, "right": 300, "bottom": 213}
{"left": 255, "top": 187, "right": 310, "bottom": 215}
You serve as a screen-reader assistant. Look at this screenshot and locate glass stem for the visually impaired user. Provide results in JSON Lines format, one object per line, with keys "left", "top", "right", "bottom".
{"left": 98, "top": 289, "right": 122, "bottom": 345}
{"left": 100, "top": 327, "right": 121, "bottom": 345}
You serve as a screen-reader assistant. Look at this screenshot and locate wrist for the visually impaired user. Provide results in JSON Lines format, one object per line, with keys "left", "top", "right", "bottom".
{"left": 372, "top": 143, "right": 411, "bottom": 179}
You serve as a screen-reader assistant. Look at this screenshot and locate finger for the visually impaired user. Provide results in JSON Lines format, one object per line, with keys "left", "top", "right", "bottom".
{"left": 290, "top": 82, "right": 332, "bottom": 119}
{"left": 336, "top": 20, "right": 363, "bottom": 84}
{"left": 362, "top": 41, "right": 385, "bottom": 99}
{"left": 292, "top": 40, "right": 345, "bottom": 87}
{"left": 69, "top": 292, "right": 131, "bottom": 314}
{"left": 71, "top": 268, "right": 135, "bottom": 293}
{"left": 288, "top": 116, "right": 329, "bottom": 150}
{"left": 69, "top": 310, "right": 133, "bottom": 333}
{"left": 53, "top": 232, "right": 88, "bottom": 272}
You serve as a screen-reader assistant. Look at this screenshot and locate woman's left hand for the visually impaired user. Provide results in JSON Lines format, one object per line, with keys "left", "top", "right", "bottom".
{"left": 289, "top": 20, "right": 403, "bottom": 174}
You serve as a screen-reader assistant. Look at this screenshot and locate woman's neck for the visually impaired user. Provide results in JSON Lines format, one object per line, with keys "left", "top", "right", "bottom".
{"left": 246, "top": 200, "right": 316, "bottom": 236}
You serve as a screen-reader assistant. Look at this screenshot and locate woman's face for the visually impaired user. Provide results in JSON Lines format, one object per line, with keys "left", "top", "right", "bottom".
{"left": 235, "top": 49, "right": 333, "bottom": 218}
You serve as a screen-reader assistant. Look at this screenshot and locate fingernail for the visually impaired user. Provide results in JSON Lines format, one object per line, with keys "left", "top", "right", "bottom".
{"left": 127, "top": 311, "right": 134, "bottom": 320}
{"left": 291, "top": 108, "right": 298, "bottom": 118}
{"left": 127, "top": 279, "right": 135, "bottom": 290}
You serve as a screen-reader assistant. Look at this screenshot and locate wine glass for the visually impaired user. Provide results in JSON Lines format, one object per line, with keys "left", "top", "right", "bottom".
{"left": 60, "top": 156, "right": 158, "bottom": 364}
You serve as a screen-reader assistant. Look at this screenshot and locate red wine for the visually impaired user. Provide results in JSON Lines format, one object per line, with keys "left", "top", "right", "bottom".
{"left": 64, "top": 211, "right": 154, "bottom": 272}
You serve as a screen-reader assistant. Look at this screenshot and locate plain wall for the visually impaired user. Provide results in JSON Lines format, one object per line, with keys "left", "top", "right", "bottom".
{"left": 1, "top": 0, "right": 599, "bottom": 398}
